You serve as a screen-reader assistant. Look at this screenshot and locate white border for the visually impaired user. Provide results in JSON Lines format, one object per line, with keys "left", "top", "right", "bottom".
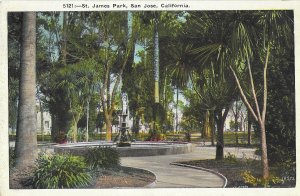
{"left": 1, "top": 1, "right": 299, "bottom": 196}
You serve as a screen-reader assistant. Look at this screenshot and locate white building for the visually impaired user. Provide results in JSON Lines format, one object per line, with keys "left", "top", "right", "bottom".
{"left": 36, "top": 110, "right": 52, "bottom": 135}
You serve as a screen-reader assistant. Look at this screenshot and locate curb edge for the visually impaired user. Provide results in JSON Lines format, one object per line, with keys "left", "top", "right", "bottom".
{"left": 170, "top": 162, "right": 228, "bottom": 188}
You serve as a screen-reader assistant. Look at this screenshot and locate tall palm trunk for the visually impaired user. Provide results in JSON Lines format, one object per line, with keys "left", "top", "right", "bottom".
{"left": 15, "top": 12, "right": 38, "bottom": 169}
{"left": 153, "top": 17, "right": 159, "bottom": 104}
{"left": 152, "top": 15, "right": 160, "bottom": 130}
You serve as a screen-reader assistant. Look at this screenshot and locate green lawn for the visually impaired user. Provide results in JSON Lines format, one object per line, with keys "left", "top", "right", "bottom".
{"left": 9, "top": 131, "right": 258, "bottom": 146}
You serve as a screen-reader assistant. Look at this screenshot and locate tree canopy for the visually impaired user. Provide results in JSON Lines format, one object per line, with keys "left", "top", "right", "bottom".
{"left": 9, "top": 11, "right": 295, "bottom": 178}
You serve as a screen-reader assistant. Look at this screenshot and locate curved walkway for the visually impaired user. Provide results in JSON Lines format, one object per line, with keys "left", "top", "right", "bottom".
{"left": 121, "top": 146, "right": 256, "bottom": 188}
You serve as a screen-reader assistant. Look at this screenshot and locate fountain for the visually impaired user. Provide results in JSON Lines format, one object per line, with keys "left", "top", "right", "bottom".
{"left": 52, "top": 94, "right": 194, "bottom": 157}
{"left": 113, "top": 93, "right": 132, "bottom": 147}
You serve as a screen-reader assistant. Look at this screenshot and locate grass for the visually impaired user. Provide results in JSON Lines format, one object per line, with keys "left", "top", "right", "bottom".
{"left": 9, "top": 131, "right": 258, "bottom": 147}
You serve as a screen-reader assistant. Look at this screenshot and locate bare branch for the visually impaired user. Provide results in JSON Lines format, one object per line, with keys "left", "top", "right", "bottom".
{"left": 229, "top": 65, "right": 258, "bottom": 122}
{"left": 246, "top": 52, "right": 262, "bottom": 121}
{"left": 262, "top": 43, "right": 270, "bottom": 123}
{"left": 111, "top": 47, "right": 132, "bottom": 104}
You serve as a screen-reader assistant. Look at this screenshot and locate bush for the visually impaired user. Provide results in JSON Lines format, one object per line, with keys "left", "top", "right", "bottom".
{"left": 241, "top": 170, "right": 283, "bottom": 187}
{"left": 31, "top": 153, "right": 91, "bottom": 188}
{"left": 224, "top": 152, "right": 237, "bottom": 163}
{"left": 146, "top": 130, "right": 166, "bottom": 141}
{"left": 55, "top": 131, "right": 67, "bottom": 144}
{"left": 84, "top": 147, "right": 120, "bottom": 169}
{"left": 184, "top": 132, "right": 191, "bottom": 142}
{"left": 134, "top": 132, "right": 149, "bottom": 141}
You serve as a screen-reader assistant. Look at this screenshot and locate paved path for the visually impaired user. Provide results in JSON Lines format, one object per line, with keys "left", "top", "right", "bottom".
{"left": 121, "top": 146, "right": 256, "bottom": 188}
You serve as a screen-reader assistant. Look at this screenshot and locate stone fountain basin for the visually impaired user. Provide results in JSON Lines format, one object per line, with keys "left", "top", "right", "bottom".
{"left": 53, "top": 141, "right": 194, "bottom": 157}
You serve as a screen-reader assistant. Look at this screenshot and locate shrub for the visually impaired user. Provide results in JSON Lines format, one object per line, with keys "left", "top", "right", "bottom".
{"left": 31, "top": 153, "right": 91, "bottom": 188}
{"left": 146, "top": 130, "right": 166, "bottom": 141}
{"left": 135, "top": 132, "right": 149, "bottom": 141}
{"left": 241, "top": 170, "right": 283, "bottom": 187}
{"left": 55, "top": 131, "right": 67, "bottom": 144}
{"left": 184, "top": 132, "right": 191, "bottom": 142}
{"left": 84, "top": 147, "right": 120, "bottom": 169}
{"left": 224, "top": 152, "right": 237, "bottom": 163}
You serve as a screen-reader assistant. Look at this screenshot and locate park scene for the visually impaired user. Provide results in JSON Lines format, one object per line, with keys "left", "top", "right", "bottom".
{"left": 8, "top": 11, "right": 295, "bottom": 189}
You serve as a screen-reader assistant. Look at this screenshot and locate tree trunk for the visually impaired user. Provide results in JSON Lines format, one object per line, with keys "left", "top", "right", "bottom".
{"left": 215, "top": 117, "right": 224, "bottom": 160}
{"left": 260, "top": 122, "right": 270, "bottom": 179}
{"left": 229, "top": 43, "right": 271, "bottom": 179}
{"left": 86, "top": 99, "right": 89, "bottom": 142}
{"left": 175, "top": 87, "right": 179, "bottom": 133}
{"left": 39, "top": 100, "right": 44, "bottom": 142}
{"left": 209, "top": 111, "right": 215, "bottom": 146}
{"left": 15, "top": 12, "right": 38, "bottom": 169}
{"left": 152, "top": 16, "right": 160, "bottom": 132}
{"left": 133, "top": 115, "right": 140, "bottom": 136}
{"left": 105, "top": 113, "right": 112, "bottom": 141}
{"left": 163, "top": 67, "right": 167, "bottom": 109}
{"left": 247, "top": 112, "right": 252, "bottom": 145}
{"left": 61, "top": 12, "right": 67, "bottom": 66}
{"left": 153, "top": 17, "right": 159, "bottom": 104}
{"left": 215, "top": 107, "right": 229, "bottom": 160}
{"left": 235, "top": 117, "right": 239, "bottom": 145}
{"left": 72, "top": 123, "right": 77, "bottom": 143}
{"left": 202, "top": 110, "right": 210, "bottom": 138}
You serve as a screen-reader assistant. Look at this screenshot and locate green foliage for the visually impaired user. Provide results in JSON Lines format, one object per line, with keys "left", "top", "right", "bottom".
{"left": 84, "top": 147, "right": 120, "bottom": 169}
{"left": 146, "top": 130, "right": 166, "bottom": 141}
{"left": 31, "top": 153, "right": 91, "bottom": 189}
{"left": 241, "top": 170, "right": 283, "bottom": 187}
{"left": 134, "top": 132, "right": 149, "bottom": 141}
{"left": 265, "top": 44, "right": 295, "bottom": 165}
{"left": 224, "top": 152, "right": 237, "bottom": 163}
{"left": 36, "top": 134, "right": 52, "bottom": 142}
{"left": 54, "top": 131, "right": 67, "bottom": 144}
{"left": 184, "top": 132, "right": 191, "bottom": 142}
{"left": 8, "top": 13, "right": 21, "bottom": 131}
{"left": 229, "top": 120, "right": 239, "bottom": 130}
{"left": 272, "top": 160, "right": 296, "bottom": 187}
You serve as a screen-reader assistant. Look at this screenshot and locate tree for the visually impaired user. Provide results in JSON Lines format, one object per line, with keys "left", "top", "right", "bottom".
{"left": 231, "top": 98, "right": 244, "bottom": 144}
{"left": 92, "top": 12, "right": 135, "bottom": 141}
{"left": 14, "top": 12, "right": 38, "bottom": 169}
{"left": 229, "top": 11, "right": 293, "bottom": 179}
{"left": 164, "top": 42, "right": 193, "bottom": 133}
{"left": 8, "top": 13, "right": 22, "bottom": 133}
{"left": 37, "top": 12, "right": 78, "bottom": 142}
{"left": 56, "top": 59, "right": 100, "bottom": 142}
{"left": 265, "top": 39, "right": 295, "bottom": 166}
{"left": 185, "top": 11, "right": 238, "bottom": 159}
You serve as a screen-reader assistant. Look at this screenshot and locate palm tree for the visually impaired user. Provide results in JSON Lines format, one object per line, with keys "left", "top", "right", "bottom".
{"left": 189, "top": 10, "right": 293, "bottom": 179}
{"left": 15, "top": 12, "right": 38, "bottom": 169}
{"left": 229, "top": 10, "right": 293, "bottom": 179}
{"left": 186, "top": 11, "right": 238, "bottom": 159}
{"left": 162, "top": 41, "right": 194, "bottom": 133}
